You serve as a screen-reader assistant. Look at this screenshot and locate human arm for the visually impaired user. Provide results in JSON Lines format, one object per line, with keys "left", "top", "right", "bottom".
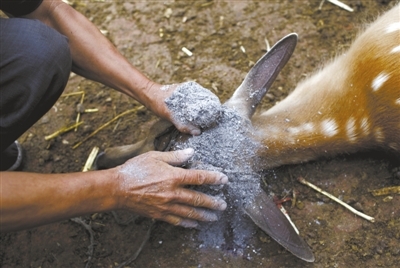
{"left": 0, "top": 149, "right": 228, "bottom": 232}
{"left": 21, "top": 0, "right": 208, "bottom": 135}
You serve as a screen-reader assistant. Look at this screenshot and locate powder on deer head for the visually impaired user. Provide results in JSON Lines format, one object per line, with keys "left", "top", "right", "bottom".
{"left": 165, "top": 81, "right": 223, "bottom": 129}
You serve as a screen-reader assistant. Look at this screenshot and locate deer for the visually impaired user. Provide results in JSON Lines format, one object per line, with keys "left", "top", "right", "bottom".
{"left": 95, "top": 4, "right": 399, "bottom": 262}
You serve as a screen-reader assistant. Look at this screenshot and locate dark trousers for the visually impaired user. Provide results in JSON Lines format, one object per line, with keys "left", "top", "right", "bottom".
{"left": 0, "top": 18, "right": 72, "bottom": 152}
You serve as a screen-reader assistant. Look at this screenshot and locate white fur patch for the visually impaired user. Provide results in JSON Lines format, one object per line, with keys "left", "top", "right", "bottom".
{"left": 360, "top": 117, "right": 370, "bottom": 136}
{"left": 287, "top": 126, "right": 301, "bottom": 135}
{"left": 372, "top": 73, "right": 390, "bottom": 91}
{"left": 346, "top": 117, "right": 357, "bottom": 142}
{"left": 302, "top": 123, "right": 315, "bottom": 132}
{"left": 321, "top": 119, "right": 338, "bottom": 137}
{"left": 373, "top": 127, "right": 385, "bottom": 143}
{"left": 391, "top": 45, "right": 400, "bottom": 53}
{"left": 395, "top": 98, "right": 400, "bottom": 105}
{"left": 386, "top": 22, "right": 400, "bottom": 33}
{"left": 288, "top": 123, "right": 315, "bottom": 134}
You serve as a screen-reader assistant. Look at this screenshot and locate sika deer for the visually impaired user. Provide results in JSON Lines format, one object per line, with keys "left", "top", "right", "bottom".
{"left": 96, "top": 4, "right": 399, "bottom": 262}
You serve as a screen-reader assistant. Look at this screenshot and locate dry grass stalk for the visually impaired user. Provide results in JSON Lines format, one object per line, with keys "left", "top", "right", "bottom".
{"left": 84, "top": 108, "right": 99, "bottom": 113}
{"left": 82, "top": 146, "right": 99, "bottom": 172}
{"left": 369, "top": 186, "right": 400, "bottom": 197}
{"left": 75, "top": 92, "right": 85, "bottom": 132}
{"left": 265, "top": 37, "right": 271, "bottom": 51}
{"left": 182, "top": 47, "right": 193, "bottom": 56}
{"left": 61, "top": 91, "right": 85, "bottom": 97}
{"left": 297, "top": 176, "right": 375, "bottom": 222}
{"left": 278, "top": 203, "right": 300, "bottom": 235}
{"left": 327, "top": 0, "right": 353, "bottom": 12}
{"left": 45, "top": 121, "right": 83, "bottom": 140}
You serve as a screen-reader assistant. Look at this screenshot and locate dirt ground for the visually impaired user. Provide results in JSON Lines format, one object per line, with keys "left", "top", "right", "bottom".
{"left": 1, "top": 0, "right": 399, "bottom": 267}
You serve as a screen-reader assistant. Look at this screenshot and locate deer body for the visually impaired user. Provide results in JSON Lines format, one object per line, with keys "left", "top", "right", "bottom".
{"left": 255, "top": 4, "right": 400, "bottom": 168}
{"left": 95, "top": 4, "right": 399, "bottom": 262}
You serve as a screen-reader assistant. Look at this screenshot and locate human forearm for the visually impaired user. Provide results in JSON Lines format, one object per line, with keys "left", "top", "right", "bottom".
{"left": 0, "top": 169, "right": 118, "bottom": 232}
{"left": 23, "top": 1, "right": 157, "bottom": 106}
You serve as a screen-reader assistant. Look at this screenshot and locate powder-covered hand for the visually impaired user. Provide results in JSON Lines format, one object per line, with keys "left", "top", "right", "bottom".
{"left": 115, "top": 148, "right": 228, "bottom": 228}
{"left": 146, "top": 82, "right": 222, "bottom": 136}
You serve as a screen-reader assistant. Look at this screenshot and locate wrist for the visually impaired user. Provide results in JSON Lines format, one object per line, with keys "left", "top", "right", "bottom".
{"left": 102, "top": 167, "right": 123, "bottom": 211}
{"left": 141, "top": 81, "right": 173, "bottom": 119}
{"left": 78, "top": 168, "right": 121, "bottom": 213}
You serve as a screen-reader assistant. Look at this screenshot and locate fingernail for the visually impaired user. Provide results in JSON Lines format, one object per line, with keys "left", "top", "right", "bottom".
{"left": 204, "top": 212, "right": 218, "bottom": 221}
{"left": 182, "top": 148, "right": 194, "bottom": 156}
{"left": 191, "top": 129, "right": 201, "bottom": 136}
{"left": 179, "top": 219, "right": 198, "bottom": 228}
{"left": 220, "top": 175, "right": 228, "bottom": 184}
{"left": 216, "top": 199, "right": 227, "bottom": 210}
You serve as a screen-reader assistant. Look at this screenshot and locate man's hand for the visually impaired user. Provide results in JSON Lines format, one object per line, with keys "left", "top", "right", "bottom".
{"left": 115, "top": 148, "right": 228, "bottom": 228}
{"left": 145, "top": 82, "right": 222, "bottom": 136}
{"left": 0, "top": 148, "right": 227, "bottom": 232}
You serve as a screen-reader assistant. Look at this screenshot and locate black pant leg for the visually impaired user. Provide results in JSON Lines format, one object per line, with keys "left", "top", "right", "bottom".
{"left": 0, "top": 18, "right": 72, "bottom": 152}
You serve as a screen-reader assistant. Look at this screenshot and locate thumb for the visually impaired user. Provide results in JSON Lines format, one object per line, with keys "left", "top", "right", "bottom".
{"left": 173, "top": 121, "right": 201, "bottom": 136}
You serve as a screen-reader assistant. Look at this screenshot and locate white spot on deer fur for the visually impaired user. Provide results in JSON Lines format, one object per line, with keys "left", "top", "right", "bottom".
{"left": 302, "top": 123, "right": 315, "bottom": 132}
{"left": 372, "top": 73, "right": 390, "bottom": 91}
{"left": 346, "top": 117, "right": 357, "bottom": 142}
{"left": 288, "top": 127, "right": 301, "bottom": 134}
{"left": 386, "top": 22, "right": 400, "bottom": 33}
{"left": 321, "top": 119, "right": 338, "bottom": 137}
{"left": 373, "top": 127, "right": 385, "bottom": 143}
{"left": 287, "top": 123, "right": 314, "bottom": 135}
{"left": 360, "top": 117, "right": 370, "bottom": 136}
{"left": 395, "top": 98, "right": 400, "bottom": 105}
{"left": 391, "top": 45, "right": 400, "bottom": 53}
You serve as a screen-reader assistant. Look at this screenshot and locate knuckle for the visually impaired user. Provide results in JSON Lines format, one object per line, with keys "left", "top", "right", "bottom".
{"left": 193, "top": 193, "right": 203, "bottom": 207}
{"left": 166, "top": 215, "right": 182, "bottom": 226}
{"left": 179, "top": 171, "right": 189, "bottom": 184}
{"left": 172, "top": 218, "right": 182, "bottom": 226}
{"left": 196, "top": 172, "right": 207, "bottom": 185}
{"left": 171, "top": 150, "right": 182, "bottom": 162}
{"left": 186, "top": 208, "right": 196, "bottom": 219}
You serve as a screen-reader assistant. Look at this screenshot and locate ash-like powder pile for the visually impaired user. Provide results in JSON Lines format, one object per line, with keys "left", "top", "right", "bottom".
{"left": 165, "top": 81, "right": 222, "bottom": 129}
{"left": 171, "top": 105, "right": 264, "bottom": 250}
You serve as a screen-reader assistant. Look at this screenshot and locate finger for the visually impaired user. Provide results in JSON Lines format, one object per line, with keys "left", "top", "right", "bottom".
{"left": 173, "top": 188, "right": 227, "bottom": 211}
{"left": 171, "top": 119, "right": 202, "bottom": 136}
{"left": 166, "top": 204, "right": 219, "bottom": 222}
{"left": 179, "top": 168, "right": 229, "bottom": 186}
{"left": 188, "top": 126, "right": 201, "bottom": 136}
{"left": 164, "top": 215, "right": 198, "bottom": 228}
{"left": 152, "top": 148, "right": 195, "bottom": 166}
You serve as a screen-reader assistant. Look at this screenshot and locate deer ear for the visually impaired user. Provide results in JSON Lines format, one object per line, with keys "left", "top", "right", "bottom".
{"left": 244, "top": 189, "right": 315, "bottom": 262}
{"left": 225, "top": 33, "right": 297, "bottom": 119}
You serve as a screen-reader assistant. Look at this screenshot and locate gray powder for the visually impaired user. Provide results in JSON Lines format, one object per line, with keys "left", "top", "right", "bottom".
{"left": 164, "top": 81, "right": 266, "bottom": 250}
{"left": 169, "top": 105, "right": 263, "bottom": 250}
{"left": 165, "top": 81, "right": 222, "bottom": 129}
